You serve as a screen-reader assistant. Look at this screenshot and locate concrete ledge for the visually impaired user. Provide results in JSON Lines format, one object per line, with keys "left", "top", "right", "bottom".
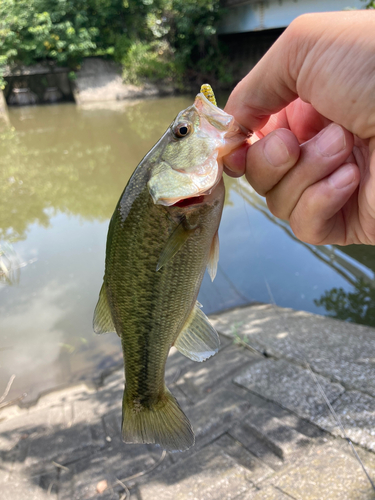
{"left": 1, "top": 305, "right": 375, "bottom": 499}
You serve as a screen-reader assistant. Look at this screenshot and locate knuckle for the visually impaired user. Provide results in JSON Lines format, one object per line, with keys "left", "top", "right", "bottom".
{"left": 266, "top": 194, "right": 287, "bottom": 220}
{"left": 289, "top": 215, "right": 316, "bottom": 244}
{"left": 289, "top": 196, "right": 322, "bottom": 245}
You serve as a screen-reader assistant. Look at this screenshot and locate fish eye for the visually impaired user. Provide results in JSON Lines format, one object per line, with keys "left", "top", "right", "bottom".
{"left": 173, "top": 122, "right": 192, "bottom": 138}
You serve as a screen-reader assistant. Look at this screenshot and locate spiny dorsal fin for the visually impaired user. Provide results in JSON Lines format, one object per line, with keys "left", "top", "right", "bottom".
{"left": 156, "top": 220, "right": 194, "bottom": 272}
{"left": 174, "top": 302, "right": 220, "bottom": 362}
{"left": 207, "top": 230, "right": 219, "bottom": 281}
{"left": 93, "top": 283, "right": 117, "bottom": 335}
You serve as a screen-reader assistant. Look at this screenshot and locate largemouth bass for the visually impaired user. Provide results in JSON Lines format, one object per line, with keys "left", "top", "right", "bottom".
{"left": 93, "top": 87, "right": 247, "bottom": 451}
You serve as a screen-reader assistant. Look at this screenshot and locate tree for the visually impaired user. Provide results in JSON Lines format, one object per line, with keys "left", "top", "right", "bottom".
{"left": 0, "top": 0, "right": 228, "bottom": 89}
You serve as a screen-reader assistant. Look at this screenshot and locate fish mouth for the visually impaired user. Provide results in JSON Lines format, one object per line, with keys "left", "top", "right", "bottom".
{"left": 172, "top": 195, "right": 205, "bottom": 208}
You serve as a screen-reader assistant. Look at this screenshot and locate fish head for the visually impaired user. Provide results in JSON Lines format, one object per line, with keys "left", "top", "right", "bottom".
{"left": 147, "top": 93, "right": 248, "bottom": 206}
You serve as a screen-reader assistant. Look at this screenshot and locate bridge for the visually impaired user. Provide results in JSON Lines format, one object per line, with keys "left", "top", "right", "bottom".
{"left": 220, "top": 0, "right": 365, "bottom": 33}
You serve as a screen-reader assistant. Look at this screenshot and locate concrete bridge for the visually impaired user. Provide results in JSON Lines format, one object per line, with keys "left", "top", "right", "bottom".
{"left": 218, "top": 0, "right": 366, "bottom": 83}
{"left": 220, "top": 0, "right": 365, "bottom": 34}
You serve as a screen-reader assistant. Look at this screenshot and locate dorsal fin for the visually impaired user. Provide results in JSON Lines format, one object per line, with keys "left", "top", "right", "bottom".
{"left": 174, "top": 302, "right": 220, "bottom": 362}
{"left": 93, "top": 284, "right": 117, "bottom": 335}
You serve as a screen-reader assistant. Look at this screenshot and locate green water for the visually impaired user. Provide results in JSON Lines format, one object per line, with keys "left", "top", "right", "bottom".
{"left": 1, "top": 97, "right": 374, "bottom": 404}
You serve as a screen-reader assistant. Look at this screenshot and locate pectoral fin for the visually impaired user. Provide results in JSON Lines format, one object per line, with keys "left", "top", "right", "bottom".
{"left": 207, "top": 230, "right": 219, "bottom": 281}
{"left": 174, "top": 302, "right": 220, "bottom": 362}
{"left": 156, "top": 220, "right": 194, "bottom": 272}
{"left": 93, "top": 284, "right": 117, "bottom": 335}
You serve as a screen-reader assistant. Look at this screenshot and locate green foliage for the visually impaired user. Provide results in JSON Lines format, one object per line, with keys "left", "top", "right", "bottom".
{"left": 0, "top": 0, "right": 101, "bottom": 87}
{"left": 0, "top": 0, "right": 228, "bottom": 90}
{"left": 365, "top": 0, "right": 375, "bottom": 8}
{"left": 122, "top": 40, "right": 175, "bottom": 84}
{"left": 166, "top": 0, "right": 229, "bottom": 85}
{"left": 314, "top": 278, "right": 375, "bottom": 326}
{"left": 119, "top": 0, "right": 230, "bottom": 87}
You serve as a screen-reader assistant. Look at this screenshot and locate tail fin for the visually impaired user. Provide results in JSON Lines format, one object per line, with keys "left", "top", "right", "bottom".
{"left": 122, "top": 386, "right": 195, "bottom": 452}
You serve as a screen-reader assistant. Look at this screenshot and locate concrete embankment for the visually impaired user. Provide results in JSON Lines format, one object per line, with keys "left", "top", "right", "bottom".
{"left": 1, "top": 304, "right": 375, "bottom": 499}
{"left": 73, "top": 58, "right": 174, "bottom": 107}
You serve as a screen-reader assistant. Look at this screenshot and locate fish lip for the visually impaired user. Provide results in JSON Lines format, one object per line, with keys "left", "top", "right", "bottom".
{"left": 197, "top": 93, "right": 252, "bottom": 137}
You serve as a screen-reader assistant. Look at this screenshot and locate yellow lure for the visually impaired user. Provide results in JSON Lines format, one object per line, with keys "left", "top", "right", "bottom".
{"left": 200, "top": 84, "right": 217, "bottom": 106}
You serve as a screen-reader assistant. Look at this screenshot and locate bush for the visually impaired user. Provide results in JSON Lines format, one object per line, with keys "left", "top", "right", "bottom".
{"left": 0, "top": 0, "right": 229, "bottom": 90}
{"left": 122, "top": 40, "right": 176, "bottom": 85}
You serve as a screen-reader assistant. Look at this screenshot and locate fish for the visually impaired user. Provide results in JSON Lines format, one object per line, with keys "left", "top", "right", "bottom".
{"left": 93, "top": 86, "right": 247, "bottom": 451}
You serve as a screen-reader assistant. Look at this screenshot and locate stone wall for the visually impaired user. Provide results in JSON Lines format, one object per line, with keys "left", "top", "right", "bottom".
{"left": 73, "top": 57, "right": 174, "bottom": 105}
{"left": 0, "top": 90, "right": 9, "bottom": 127}
{"left": 3, "top": 65, "right": 74, "bottom": 106}
{"left": 1, "top": 57, "right": 175, "bottom": 111}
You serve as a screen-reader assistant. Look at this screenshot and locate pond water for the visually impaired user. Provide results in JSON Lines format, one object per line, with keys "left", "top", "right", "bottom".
{"left": 1, "top": 96, "right": 375, "bottom": 404}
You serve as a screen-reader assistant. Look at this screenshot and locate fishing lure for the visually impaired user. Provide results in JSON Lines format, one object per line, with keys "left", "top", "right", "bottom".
{"left": 200, "top": 84, "right": 217, "bottom": 106}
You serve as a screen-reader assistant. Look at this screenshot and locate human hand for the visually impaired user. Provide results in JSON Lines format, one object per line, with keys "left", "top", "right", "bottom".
{"left": 224, "top": 11, "right": 375, "bottom": 246}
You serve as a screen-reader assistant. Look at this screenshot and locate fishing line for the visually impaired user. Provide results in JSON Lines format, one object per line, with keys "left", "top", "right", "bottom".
{"left": 264, "top": 248, "right": 375, "bottom": 493}
{"left": 236, "top": 177, "right": 375, "bottom": 491}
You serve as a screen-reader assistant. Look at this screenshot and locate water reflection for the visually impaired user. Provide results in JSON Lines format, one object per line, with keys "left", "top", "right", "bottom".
{"left": 1, "top": 97, "right": 375, "bottom": 404}
{"left": 0, "top": 98, "right": 189, "bottom": 242}
{"left": 0, "top": 242, "right": 21, "bottom": 285}
{"left": 315, "top": 279, "right": 375, "bottom": 326}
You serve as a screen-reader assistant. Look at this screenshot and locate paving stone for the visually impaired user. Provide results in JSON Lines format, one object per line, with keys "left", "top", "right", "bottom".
{"left": 0, "top": 473, "right": 58, "bottom": 500}
{"left": 0, "top": 406, "right": 78, "bottom": 476}
{"left": 268, "top": 441, "right": 375, "bottom": 500}
{"left": 210, "top": 304, "right": 375, "bottom": 397}
{"left": 0, "top": 460, "right": 12, "bottom": 484}
{"left": 100, "top": 369, "right": 124, "bottom": 390}
{"left": 314, "top": 390, "right": 375, "bottom": 452}
{"left": 26, "top": 385, "right": 95, "bottom": 411}
{"left": 0, "top": 401, "right": 99, "bottom": 474}
{"left": 3, "top": 304, "right": 375, "bottom": 500}
{"left": 165, "top": 348, "right": 196, "bottom": 388}
{"left": 58, "top": 444, "right": 164, "bottom": 500}
{"left": 138, "top": 444, "right": 253, "bottom": 500}
{"left": 102, "top": 410, "right": 122, "bottom": 444}
{"left": 25, "top": 423, "right": 95, "bottom": 473}
{"left": 238, "top": 406, "right": 311, "bottom": 460}
{"left": 234, "top": 358, "right": 345, "bottom": 421}
{"left": 183, "top": 387, "right": 251, "bottom": 451}
{"left": 73, "top": 389, "right": 122, "bottom": 422}
{"left": 231, "top": 388, "right": 325, "bottom": 442}
{"left": 0, "top": 407, "right": 61, "bottom": 453}
{"left": 228, "top": 423, "right": 283, "bottom": 471}
{"left": 237, "top": 485, "right": 293, "bottom": 500}
{"left": 213, "top": 434, "right": 273, "bottom": 484}
{"left": 176, "top": 343, "right": 260, "bottom": 400}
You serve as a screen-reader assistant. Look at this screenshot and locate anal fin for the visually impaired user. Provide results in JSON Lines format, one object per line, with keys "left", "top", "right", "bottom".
{"left": 174, "top": 302, "right": 220, "bottom": 362}
{"left": 93, "top": 283, "right": 117, "bottom": 335}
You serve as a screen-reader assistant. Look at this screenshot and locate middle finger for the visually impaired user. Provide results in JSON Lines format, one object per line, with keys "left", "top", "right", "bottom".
{"left": 266, "top": 123, "right": 354, "bottom": 220}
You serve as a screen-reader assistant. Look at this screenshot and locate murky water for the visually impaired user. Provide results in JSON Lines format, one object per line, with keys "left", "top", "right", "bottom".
{"left": 1, "top": 96, "right": 375, "bottom": 404}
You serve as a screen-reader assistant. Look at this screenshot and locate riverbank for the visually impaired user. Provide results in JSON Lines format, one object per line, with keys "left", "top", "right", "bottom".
{"left": 1, "top": 303, "right": 375, "bottom": 499}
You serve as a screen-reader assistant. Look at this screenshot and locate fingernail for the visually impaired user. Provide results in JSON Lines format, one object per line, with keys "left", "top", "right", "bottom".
{"left": 316, "top": 124, "right": 346, "bottom": 157}
{"left": 264, "top": 133, "right": 290, "bottom": 167}
{"left": 329, "top": 165, "right": 355, "bottom": 189}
